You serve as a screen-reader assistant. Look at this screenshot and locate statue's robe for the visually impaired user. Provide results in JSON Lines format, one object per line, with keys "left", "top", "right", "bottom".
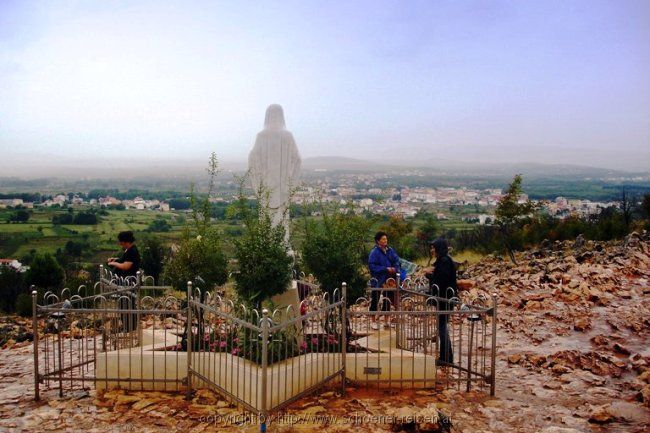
{"left": 248, "top": 104, "right": 301, "bottom": 241}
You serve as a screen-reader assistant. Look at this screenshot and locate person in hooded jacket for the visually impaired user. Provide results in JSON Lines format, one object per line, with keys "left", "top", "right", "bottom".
{"left": 423, "top": 237, "right": 456, "bottom": 365}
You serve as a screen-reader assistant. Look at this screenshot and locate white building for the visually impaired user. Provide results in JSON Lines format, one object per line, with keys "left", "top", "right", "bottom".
{"left": 358, "top": 198, "right": 374, "bottom": 208}
{"left": 0, "top": 259, "right": 27, "bottom": 272}
{"left": 0, "top": 198, "right": 24, "bottom": 208}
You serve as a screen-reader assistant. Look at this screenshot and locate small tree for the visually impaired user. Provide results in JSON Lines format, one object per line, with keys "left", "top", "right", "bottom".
{"left": 415, "top": 214, "right": 439, "bottom": 259}
{"left": 0, "top": 267, "right": 24, "bottom": 313}
{"left": 163, "top": 228, "right": 228, "bottom": 291}
{"left": 494, "top": 174, "right": 537, "bottom": 264}
{"left": 619, "top": 188, "right": 635, "bottom": 230}
{"left": 301, "top": 203, "right": 370, "bottom": 304}
{"left": 73, "top": 211, "right": 98, "bottom": 225}
{"left": 232, "top": 181, "right": 293, "bottom": 308}
{"left": 190, "top": 151, "right": 220, "bottom": 235}
{"left": 140, "top": 236, "right": 166, "bottom": 285}
{"left": 7, "top": 210, "right": 30, "bottom": 223}
{"left": 642, "top": 193, "right": 650, "bottom": 221}
{"left": 26, "top": 253, "right": 65, "bottom": 294}
{"left": 146, "top": 217, "right": 171, "bottom": 232}
{"left": 379, "top": 214, "right": 416, "bottom": 260}
{"left": 64, "top": 240, "right": 87, "bottom": 257}
{"left": 52, "top": 213, "right": 73, "bottom": 224}
{"left": 163, "top": 152, "right": 228, "bottom": 292}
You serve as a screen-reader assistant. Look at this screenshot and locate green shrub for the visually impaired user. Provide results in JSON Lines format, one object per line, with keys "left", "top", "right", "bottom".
{"left": 26, "top": 253, "right": 64, "bottom": 294}
{"left": 164, "top": 152, "right": 228, "bottom": 293}
{"left": 379, "top": 215, "right": 417, "bottom": 260}
{"left": 7, "top": 210, "right": 30, "bottom": 222}
{"left": 140, "top": 236, "right": 166, "bottom": 285}
{"left": 146, "top": 217, "right": 171, "bottom": 232}
{"left": 0, "top": 267, "right": 24, "bottom": 313}
{"left": 301, "top": 205, "right": 370, "bottom": 304}
{"left": 73, "top": 211, "right": 98, "bottom": 225}
{"left": 15, "top": 292, "right": 33, "bottom": 317}
{"left": 163, "top": 228, "right": 227, "bottom": 292}
{"left": 232, "top": 185, "right": 292, "bottom": 308}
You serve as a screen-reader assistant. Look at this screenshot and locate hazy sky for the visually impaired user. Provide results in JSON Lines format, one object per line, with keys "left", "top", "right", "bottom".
{"left": 1, "top": 0, "right": 649, "bottom": 173}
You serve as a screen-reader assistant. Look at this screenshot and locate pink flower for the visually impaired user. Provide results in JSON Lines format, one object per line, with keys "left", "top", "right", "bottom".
{"left": 231, "top": 348, "right": 240, "bottom": 355}
{"left": 311, "top": 337, "right": 319, "bottom": 345}
{"left": 203, "top": 334, "right": 211, "bottom": 342}
{"left": 233, "top": 337, "right": 239, "bottom": 343}
{"left": 219, "top": 341, "right": 227, "bottom": 348}
{"left": 300, "top": 341, "right": 307, "bottom": 351}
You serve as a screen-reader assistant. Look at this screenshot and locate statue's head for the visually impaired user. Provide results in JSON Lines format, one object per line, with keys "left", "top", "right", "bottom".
{"left": 264, "top": 104, "right": 285, "bottom": 130}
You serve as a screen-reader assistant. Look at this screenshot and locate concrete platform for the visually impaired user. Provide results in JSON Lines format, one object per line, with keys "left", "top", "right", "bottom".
{"left": 96, "top": 328, "right": 437, "bottom": 410}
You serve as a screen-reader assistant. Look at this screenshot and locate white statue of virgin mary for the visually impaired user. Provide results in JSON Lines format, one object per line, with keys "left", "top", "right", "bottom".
{"left": 248, "top": 104, "right": 301, "bottom": 243}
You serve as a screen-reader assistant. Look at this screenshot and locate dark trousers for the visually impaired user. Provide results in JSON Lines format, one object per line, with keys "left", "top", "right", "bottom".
{"left": 118, "top": 294, "right": 138, "bottom": 332}
{"left": 438, "top": 304, "right": 453, "bottom": 364}
{"left": 370, "top": 288, "right": 392, "bottom": 312}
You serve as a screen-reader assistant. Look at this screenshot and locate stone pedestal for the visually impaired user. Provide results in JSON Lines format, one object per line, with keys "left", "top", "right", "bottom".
{"left": 270, "top": 281, "right": 304, "bottom": 344}
{"left": 270, "top": 281, "right": 302, "bottom": 310}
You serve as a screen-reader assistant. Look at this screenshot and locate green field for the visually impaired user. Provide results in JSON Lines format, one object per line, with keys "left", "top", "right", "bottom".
{"left": 0, "top": 208, "right": 187, "bottom": 262}
{"left": 0, "top": 205, "right": 482, "bottom": 268}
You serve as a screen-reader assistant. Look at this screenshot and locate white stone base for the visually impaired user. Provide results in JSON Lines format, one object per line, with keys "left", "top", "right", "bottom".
{"left": 96, "top": 329, "right": 436, "bottom": 410}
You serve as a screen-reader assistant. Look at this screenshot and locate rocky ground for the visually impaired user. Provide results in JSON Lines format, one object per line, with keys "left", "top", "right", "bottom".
{"left": 1, "top": 232, "right": 649, "bottom": 432}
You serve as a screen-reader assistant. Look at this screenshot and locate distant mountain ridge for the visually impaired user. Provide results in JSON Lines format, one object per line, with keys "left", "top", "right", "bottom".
{"left": 301, "top": 156, "right": 647, "bottom": 178}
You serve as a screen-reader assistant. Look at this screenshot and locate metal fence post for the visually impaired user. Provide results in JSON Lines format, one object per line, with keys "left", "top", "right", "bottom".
{"left": 341, "top": 282, "right": 347, "bottom": 396}
{"left": 260, "top": 308, "right": 269, "bottom": 431}
{"left": 395, "top": 272, "right": 401, "bottom": 310}
{"left": 99, "top": 264, "right": 104, "bottom": 294}
{"left": 56, "top": 311, "right": 63, "bottom": 397}
{"left": 185, "top": 281, "right": 193, "bottom": 400}
{"left": 490, "top": 293, "right": 498, "bottom": 396}
{"left": 32, "top": 288, "right": 39, "bottom": 401}
{"left": 466, "top": 317, "right": 475, "bottom": 392}
{"left": 136, "top": 271, "right": 142, "bottom": 346}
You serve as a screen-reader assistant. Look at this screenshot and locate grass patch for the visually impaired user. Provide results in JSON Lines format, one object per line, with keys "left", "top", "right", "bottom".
{"left": 0, "top": 208, "right": 189, "bottom": 259}
{"left": 451, "top": 249, "right": 486, "bottom": 265}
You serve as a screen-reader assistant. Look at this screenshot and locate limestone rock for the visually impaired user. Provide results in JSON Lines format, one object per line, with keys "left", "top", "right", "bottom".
{"left": 637, "top": 370, "right": 650, "bottom": 383}
{"left": 539, "top": 428, "right": 585, "bottom": 433}
{"left": 588, "top": 404, "right": 614, "bottom": 424}
{"left": 132, "top": 399, "right": 157, "bottom": 411}
{"left": 115, "top": 394, "right": 141, "bottom": 406}
{"left": 573, "top": 317, "right": 591, "bottom": 332}
{"left": 416, "top": 404, "right": 450, "bottom": 432}
{"left": 612, "top": 343, "right": 630, "bottom": 356}
{"left": 637, "top": 385, "right": 650, "bottom": 408}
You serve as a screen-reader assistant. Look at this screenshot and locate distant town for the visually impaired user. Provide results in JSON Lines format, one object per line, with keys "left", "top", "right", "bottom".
{"left": 0, "top": 179, "right": 622, "bottom": 223}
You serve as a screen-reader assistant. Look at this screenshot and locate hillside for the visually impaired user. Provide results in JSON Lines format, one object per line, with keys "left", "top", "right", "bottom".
{"left": 0, "top": 234, "right": 649, "bottom": 431}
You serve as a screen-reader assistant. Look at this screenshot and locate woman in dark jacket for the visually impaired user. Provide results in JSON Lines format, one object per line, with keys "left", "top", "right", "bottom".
{"left": 424, "top": 237, "right": 456, "bottom": 365}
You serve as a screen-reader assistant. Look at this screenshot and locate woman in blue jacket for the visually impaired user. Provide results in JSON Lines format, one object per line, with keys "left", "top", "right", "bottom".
{"left": 368, "top": 231, "right": 401, "bottom": 329}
